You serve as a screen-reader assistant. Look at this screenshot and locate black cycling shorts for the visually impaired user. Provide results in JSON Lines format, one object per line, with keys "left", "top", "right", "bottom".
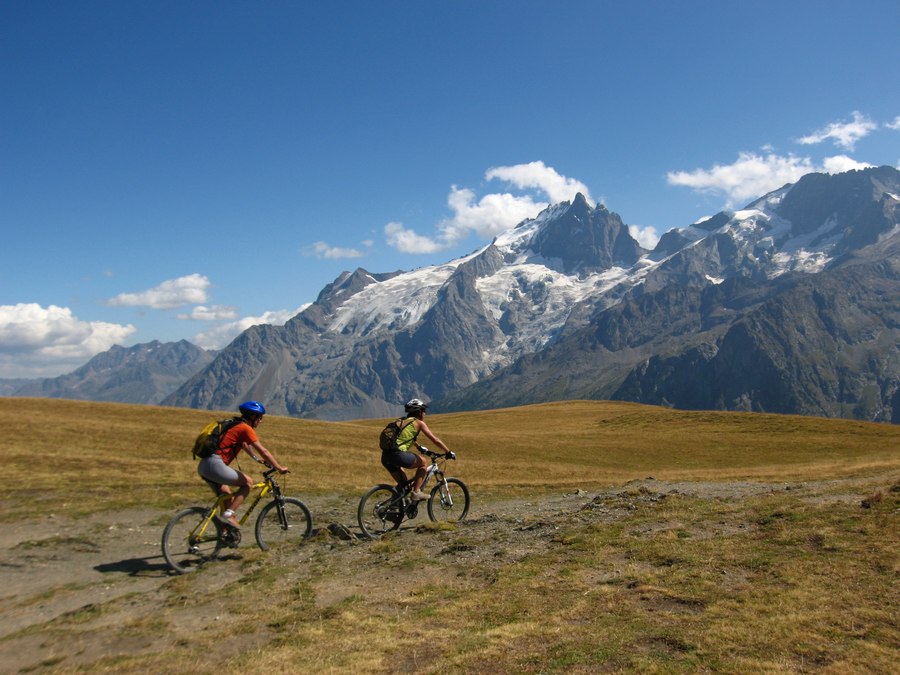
{"left": 381, "top": 450, "right": 419, "bottom": 471}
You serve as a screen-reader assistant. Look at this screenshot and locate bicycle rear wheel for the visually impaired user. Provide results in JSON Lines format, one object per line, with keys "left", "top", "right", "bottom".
{"left": 358, "top": 484, "right": 404, "bottom": 540}
{"left": 161, "top": 507, "right": 223, "bottom": 574}
{"left": 427, "top": 478, "right": 470, "bottom": 522}
{"left": 254, "top": 497, "right": 313, "bottom": 551}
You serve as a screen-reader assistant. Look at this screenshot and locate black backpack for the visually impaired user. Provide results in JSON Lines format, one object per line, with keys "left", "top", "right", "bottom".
{"left": 192, "top": 417, "right": 243, "bottom": 459}
{"left": 379, "top": 417, "right": 415, "bottom": 452}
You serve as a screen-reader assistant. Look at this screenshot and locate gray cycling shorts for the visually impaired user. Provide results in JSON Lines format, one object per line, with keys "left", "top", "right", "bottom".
{"left": 197, "top": 454, "right": 241, "bottom": 492}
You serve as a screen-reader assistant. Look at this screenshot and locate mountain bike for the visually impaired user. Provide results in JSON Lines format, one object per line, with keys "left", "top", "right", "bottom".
{"left": 358, "top": 448, "right": 469, "bottom": 540}
{"left": 162, "top": 466, "right": 313, "bottom": 574}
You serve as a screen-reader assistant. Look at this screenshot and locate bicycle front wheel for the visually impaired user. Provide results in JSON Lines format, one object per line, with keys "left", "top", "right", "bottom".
{"left": 254, "top": 497, "right": 313, "bottom": 552}
{"left": 358, "top": 484, "right": 403, "bottom": 540}
{"left": 428, "top": 478, "right": 470, "bottom": 522}
{"left": 161, "top": 506, "right": 223, "bottom": 574}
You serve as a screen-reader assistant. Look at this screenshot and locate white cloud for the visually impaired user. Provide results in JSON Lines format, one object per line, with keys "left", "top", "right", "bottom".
{"left": 0, "top": 303, "right": 135, "bottom": 378}
{"left": 177, "top": 305, "right": 239, "bottom": 321}
{"left": 191, "top": 305, "right": 309, "bottom": 350}
{"left": 304, "top": 241, "right": 367, "bottom": 259}
{"left": 438, "top": 186, "right": 548, "bottom": 242}
{"left": 666, "top": 152, "right": 873, "bottom": 205}
{"left": 106, "top": 273, "right": 210, "bottom": 309}
{"left": 886, "top": 116, "right": 900, "bottom": 131}
{"left": 628, "top": 225, "right": 660, "bottom": 249}
{"left": 385, "top": 162, "right": 591, "bottom": 254}
{"left": 796, "top": 111, "right": 877, "bottom": 151}
{"left": 820, "top": 155, "right": 874, "bottom": 174}
{"left": 485, "top": 160, "right": 593, "bottom": 204}
{"left": 385, "top": 221, "right": 447, "bottom": 254}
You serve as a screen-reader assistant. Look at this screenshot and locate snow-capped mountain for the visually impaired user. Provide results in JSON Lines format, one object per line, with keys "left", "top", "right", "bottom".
{"left": 164, "top": 165, "right": 899, "bottom": 422}
{"left": 321, "top": 194, "right": 646, "bottom": 375}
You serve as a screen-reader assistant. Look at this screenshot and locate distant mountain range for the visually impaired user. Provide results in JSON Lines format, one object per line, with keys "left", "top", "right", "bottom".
{"left": 7, "top": 166, "right": 899, "bottom": 423}
{"left": 3, "top": 341, "right": 215, "bottom": 405}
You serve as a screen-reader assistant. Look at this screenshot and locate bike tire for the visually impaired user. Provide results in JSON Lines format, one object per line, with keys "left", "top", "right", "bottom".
{"left": 254, "top": 497, "right": 313, "bottom": 552}
{"left": 358, "top": 484, "right": 404, "bottom": 540}
{"left": 427, "top": 477, "right": 470, "bottom": 522}
{"left": 161, "top": 506, "right": 223, "bottom": 574}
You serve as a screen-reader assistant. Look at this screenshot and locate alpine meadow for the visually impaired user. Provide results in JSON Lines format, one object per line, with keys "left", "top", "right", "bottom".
{"left": 2, "top": 397, "right": 897, "bottom": 672}
{"left": 5, "top": 3, "right": 900, "bottom": 673}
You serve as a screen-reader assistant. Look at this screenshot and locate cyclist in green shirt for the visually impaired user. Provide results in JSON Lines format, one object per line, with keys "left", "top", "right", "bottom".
{"left": 381, "top": 398, "right": 452, "bottom": 501}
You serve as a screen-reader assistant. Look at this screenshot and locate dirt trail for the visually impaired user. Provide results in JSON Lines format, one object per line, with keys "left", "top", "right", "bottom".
{"left": 0, "top": 477, "right": 874, "bottom": 672}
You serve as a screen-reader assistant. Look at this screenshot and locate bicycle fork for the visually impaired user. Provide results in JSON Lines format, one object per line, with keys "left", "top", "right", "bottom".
{"left": 425, "top": 465, "right": 454, "bottom": 509}
{"left": 265, "top": 493, "right": 295, "bottom": 531}
{"left": 435, "top": 477, "right": 454, "bottom": 508}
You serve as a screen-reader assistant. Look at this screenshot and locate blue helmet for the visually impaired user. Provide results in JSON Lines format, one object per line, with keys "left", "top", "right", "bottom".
{"left": 238, "top": 400, "right": 266, "bottom": 417}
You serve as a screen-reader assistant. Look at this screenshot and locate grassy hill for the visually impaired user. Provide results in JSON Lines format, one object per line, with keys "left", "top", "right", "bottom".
{"left": 2, "top": 398, "right": 897, "bottom": 672}
{"left": 5, "top": 397, "right": 897, "bottom": 519}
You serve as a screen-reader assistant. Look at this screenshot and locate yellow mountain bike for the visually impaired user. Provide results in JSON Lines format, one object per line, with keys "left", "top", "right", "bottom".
{"left": 162, "top": 467, "right": 313, "bottom": 573}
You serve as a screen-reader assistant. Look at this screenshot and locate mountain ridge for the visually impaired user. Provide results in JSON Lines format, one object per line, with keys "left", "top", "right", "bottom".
{"left": 7, "top": 340, "right": 216, "bottom": 405}
{"left": 164, "top": 166, "right": 899, "bottom": 422}
{"left": 7, "top": 166, "right": 897, "bottom": 423}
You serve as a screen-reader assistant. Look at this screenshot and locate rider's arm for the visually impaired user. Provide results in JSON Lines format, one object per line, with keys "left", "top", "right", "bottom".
{"left": 244, "top": 440, "right": 289, "bottom": 473}
{"left": 415, "top": 420, "right": 451, "bottom": 455}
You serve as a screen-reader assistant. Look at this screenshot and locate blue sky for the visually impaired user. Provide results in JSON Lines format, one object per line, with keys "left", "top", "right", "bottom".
{"left": 2, "top": 0, "right": 899, "bottom": 378}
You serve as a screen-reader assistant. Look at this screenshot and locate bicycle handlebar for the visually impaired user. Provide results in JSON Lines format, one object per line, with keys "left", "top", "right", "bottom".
{"left": 420, "top": 447, "right": 456, "bottom": 460}
{"left": 252, "top": 455, "right": 289, "bottom": 475}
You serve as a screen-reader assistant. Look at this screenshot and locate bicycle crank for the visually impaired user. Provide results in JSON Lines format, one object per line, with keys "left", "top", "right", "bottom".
{"left": 223, "top": 527, "right": 242, "bottom": 548}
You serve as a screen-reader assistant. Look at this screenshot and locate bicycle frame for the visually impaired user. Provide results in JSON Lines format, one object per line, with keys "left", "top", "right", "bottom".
{"left": 401, "top": 453, "right": 448, "bottom": 494}
{"left": 391, "top": 452, "right": 456, "bottom": 513}
{"left": 357, "top": 448, "right": 468, "bottom": 539}
{"left": 191, "top": 471, "right": 279, "bottom": 543}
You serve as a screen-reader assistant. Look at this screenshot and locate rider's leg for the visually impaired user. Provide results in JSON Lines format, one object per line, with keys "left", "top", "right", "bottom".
{"left": 223, "top": 472, "right": 253, "bottom": 513}
{"left": 411, "top": 454, "right": 429, "bottom": 493}
{"left": 199, "top": 458, "right": 242, "bottom": 526}
{"left": 210, "top": 472, "right": 250, "bottom": 527}
{"left": 198, "top": 456, "right": 249, "bottom": 527}
{"left": 382, "top": 453, "right": 412, "bottom": 490}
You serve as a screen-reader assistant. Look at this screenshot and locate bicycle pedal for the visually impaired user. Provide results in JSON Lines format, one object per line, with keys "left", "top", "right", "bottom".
{"left": 215, "top": 514, "right": 241, "bottom": 529}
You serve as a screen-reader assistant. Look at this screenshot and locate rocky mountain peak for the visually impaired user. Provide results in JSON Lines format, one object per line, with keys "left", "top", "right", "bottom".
{"left": 764, "top": 165, "right": 900, "bottom": 253}
{"left": 522, "top": 194, "right": 646, "bottom": 275}
{"left": 310, "top": 267, "right": 403, "bottom": 316}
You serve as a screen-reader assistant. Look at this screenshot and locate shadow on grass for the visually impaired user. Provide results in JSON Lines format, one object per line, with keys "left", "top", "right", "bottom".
{"left": 95, "top": 551, "right": 248, "bottom": 576}
{"left": 94, "top": 554, "right": 174, "bottom": 577}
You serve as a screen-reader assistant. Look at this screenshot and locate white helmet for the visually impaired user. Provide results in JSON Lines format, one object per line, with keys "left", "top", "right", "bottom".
{"left": 404, "top": 398, "right": 428, "bottom": 414}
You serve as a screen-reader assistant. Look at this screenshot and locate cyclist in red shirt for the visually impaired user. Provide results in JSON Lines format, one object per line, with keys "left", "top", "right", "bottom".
{"left": 196, "top": 401, "right": 289, "bottom": 527}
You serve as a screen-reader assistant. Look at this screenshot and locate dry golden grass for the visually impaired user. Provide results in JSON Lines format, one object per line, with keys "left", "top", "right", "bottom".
{"left": 5, "top": 397, "right": 899, "bottom": 520}
{"left": 2, "top": 397, "right": 898, "bottom": 672}
{"left": 62, "top": 479, "right": 897, "bottom": 674}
